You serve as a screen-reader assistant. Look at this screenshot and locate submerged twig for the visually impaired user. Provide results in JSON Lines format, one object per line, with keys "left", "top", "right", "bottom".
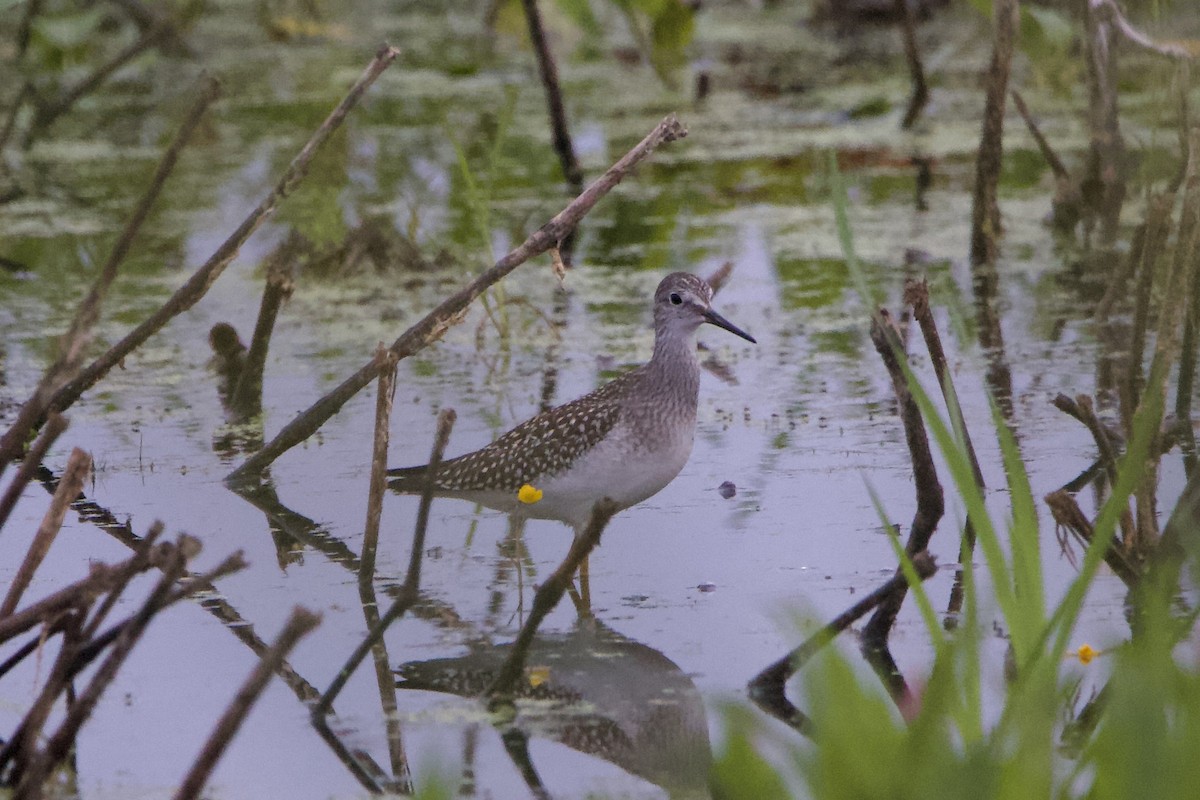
{"left": 228, "top": 114, "right": 688, "bottom": 482}
{"left": 748, "top": 552, "right": 938, "bottom": 734}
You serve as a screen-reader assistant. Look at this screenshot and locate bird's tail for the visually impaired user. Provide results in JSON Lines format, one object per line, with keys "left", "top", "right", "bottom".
{"left": 386, "top": 465, "right": 430, "bottom": 494}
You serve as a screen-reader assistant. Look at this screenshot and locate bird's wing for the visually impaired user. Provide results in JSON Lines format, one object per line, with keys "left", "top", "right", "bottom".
{"left": 388, "top": 371, "right": 636, "bottom": 493}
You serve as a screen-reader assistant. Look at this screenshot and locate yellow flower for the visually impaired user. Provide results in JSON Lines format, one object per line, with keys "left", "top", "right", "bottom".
{"left": 518, "top": 484, "right": 543, "bottom": 504}
{"left": 1074, "top": 644, "right": 1098, "bottom": 664}
{"left": 527, "top": 666, "right": 550, "bottom": 688}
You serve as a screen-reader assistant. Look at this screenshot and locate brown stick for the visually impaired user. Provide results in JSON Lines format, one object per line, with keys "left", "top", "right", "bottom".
{"left": 0, "top": 448, "right": 91, "bottom": 617}
{"left": 80, "top": 521, "right": 167, "bottom": 641}
{"left": 0, "top": 79, "right": 219, "bottom": 470}
{"left": 406, "top": 409, "right": 456, "bottom": 590}
{"left": 1045, "top": 490, "right": 1140, "bottom": 586}
{"left": 521, "top": 0, "right": 583, "bottom": 193}
{"left": 230, "top": 240, "right": 296, "bottom": 417}
{"left": 862, "top": 310, "right": 945, "bottom": 696}
{"left": 0, "top": 412, "right": 66, "bottom": 531}
{"left": 26, "top": 23, "right": 171, "bottom": 142}
{"left": 969, "top": 0, "right": 1018, "bottom": 266}
{"left": 360, "top": 345, "right": 398, "bottom": 581}
{"left": 905, "top": 280, "right": 983, "bottom": 628}
{"left": 1132, "top": 129, "right": 1200, "bottom": 550}
{"left": 0, "top": 81, "right": 32, "bottom": 155}
{"left": 18, "top": 538, "right": 201, "bottom": 794}
{"left": 72, "top": 550, "right": 250, "bottom": 676}
{"left": 0, "top": 563, "right": 116, "bottom": 644}
{"left": 895, "top": 0, "right": 929, "bottom": 129}
{"left": 1092, "top": 0, "right": 1199, "bottom": 61}
{"left": 1083, "top": 0, "right": 1125, "bottom": 244}
{"left": 357, "top": 579, "right": 413, "bottom": 792}
{"left": 173, "top": 607, "right": 321, "bottom": 800}
{"left": 747, "top": 551, "right": 938, "bottom": 733}
{"left": 314, "top": 409, "right": 456, "bottom": 717}
{"left": 44, "top": 45, "right": 400, "bottom": 422}
{"left": 227, "top": 114, "right": 687, "bottom": 483}
{"left": 0, "top": 607, "right": 86, "bottom": 780}
{"left": 1010, "top": 90, "right": 1069, "bottom": 180}
{"left": 13, "top": 537, "right": 199, "bottom": 796}
{"left": 484, "top": 498, "right": 619, "bottom": 701}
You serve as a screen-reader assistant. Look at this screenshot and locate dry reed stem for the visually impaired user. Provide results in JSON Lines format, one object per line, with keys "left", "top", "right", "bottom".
{"left": 862, "top": 310, "right": 945, "bottom": 696}
{"left": 45, "top": 45, "right": 400, "bottom": 423}
{"left": 0, "top": 560, "right": 132, "bottom": 643}
{"left": 18, "top": 537, "right": 201, "bottom": 794}
{"left": 895, "top": 0, "right": 929, "bottom": 129}
{"left": 1091, "top": 0, "right": 1200, "bottom": 61}
{"left": 0, "top": 608, "right": 85, "bottom": 781}
{"left": 26, "top": 23, "right": 170, "bottom": 142}
{"left": 905, "top": 280, "right": 983, "bottom": 627}
{"left": 0, "top": 448, "right": 91, "bottom": 617}
{"left": 80, "top": 521, "right": 166, "bottom": 641}
{"left": 73, "top": 549, "right": 248, "bottom": 674}
{"left": 969, "top": 0, "right": 1018, "bottom": 265}
{"left": 173, "top": 607, "right": 321, "bottom": 800}
{"left": 521, "top": 0, "right": 583, "bottom": 193}
{"left": 228, "top": 114, "right": 688, "bottom": 483}
{"left": 360, "top": 346, "right": 398, "bottom": 582}
{"left": 406, "top": 409, "right": 456, "bottom": 589}
{"left": 1132, "top": 129, "right": 1200, "bottom": 548}
{"left": 484, "top": 498, "right": 619, "bottom": 701}
{"left": 0, "top": 78, "right": 218, "bottom": 472}
{"left": 0, "top": 413, "right": 66, "bottom": 531}
{"left": 1044, "top": 490, "right": 1140, "bottom": 586}
{"left": 1010, "top": 89, "right": 1081, "bottom": 231}
{"left": 230, "top": 242, "right": 296, "bottom": 417}
{"left": 1123, "top": 194, "right": 1177, "bottom": 430}
{"left": 1084, "top": 0, "right": 1125, "bottom": 244}
{"left": 314, "top": 409, "right": 456, "bottom": 717}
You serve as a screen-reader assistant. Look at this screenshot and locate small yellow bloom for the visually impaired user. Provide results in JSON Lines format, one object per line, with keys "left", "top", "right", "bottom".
{"left": 527, "top": 666, "right": 550, "bottom": 688}
{"left": 1074, "top": 644, "right": 1098, "bottom": 664}
{"left": 518, "top": 484, "right": 543, "bottom": 504}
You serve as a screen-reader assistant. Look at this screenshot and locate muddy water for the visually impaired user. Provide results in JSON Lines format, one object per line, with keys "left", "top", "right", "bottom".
{"left": 1, "top": 2, "right": 1196, "bottom": 798}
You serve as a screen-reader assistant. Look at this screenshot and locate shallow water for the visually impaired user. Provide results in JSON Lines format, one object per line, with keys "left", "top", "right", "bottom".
{"left": 1, "top": 2, "right": 1197, "bottom": 797}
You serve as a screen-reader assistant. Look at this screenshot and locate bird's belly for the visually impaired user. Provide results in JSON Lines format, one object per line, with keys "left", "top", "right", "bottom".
{"left": 530, "top": 428, "right": 695, "bottom": 529}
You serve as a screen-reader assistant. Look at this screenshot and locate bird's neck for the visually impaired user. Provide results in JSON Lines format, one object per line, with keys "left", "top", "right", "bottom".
{"left": 647, "top": 325, "right": 701, "bottom": 401}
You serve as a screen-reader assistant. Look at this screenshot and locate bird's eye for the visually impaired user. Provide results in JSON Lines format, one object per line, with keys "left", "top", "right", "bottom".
{"left": 669, "top": 292, "right": 683, "bottom": 306}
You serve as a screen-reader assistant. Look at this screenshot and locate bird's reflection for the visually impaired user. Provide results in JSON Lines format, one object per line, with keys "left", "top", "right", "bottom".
{"left": 396, "top": 618, "right": 713, "bottom": 799}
